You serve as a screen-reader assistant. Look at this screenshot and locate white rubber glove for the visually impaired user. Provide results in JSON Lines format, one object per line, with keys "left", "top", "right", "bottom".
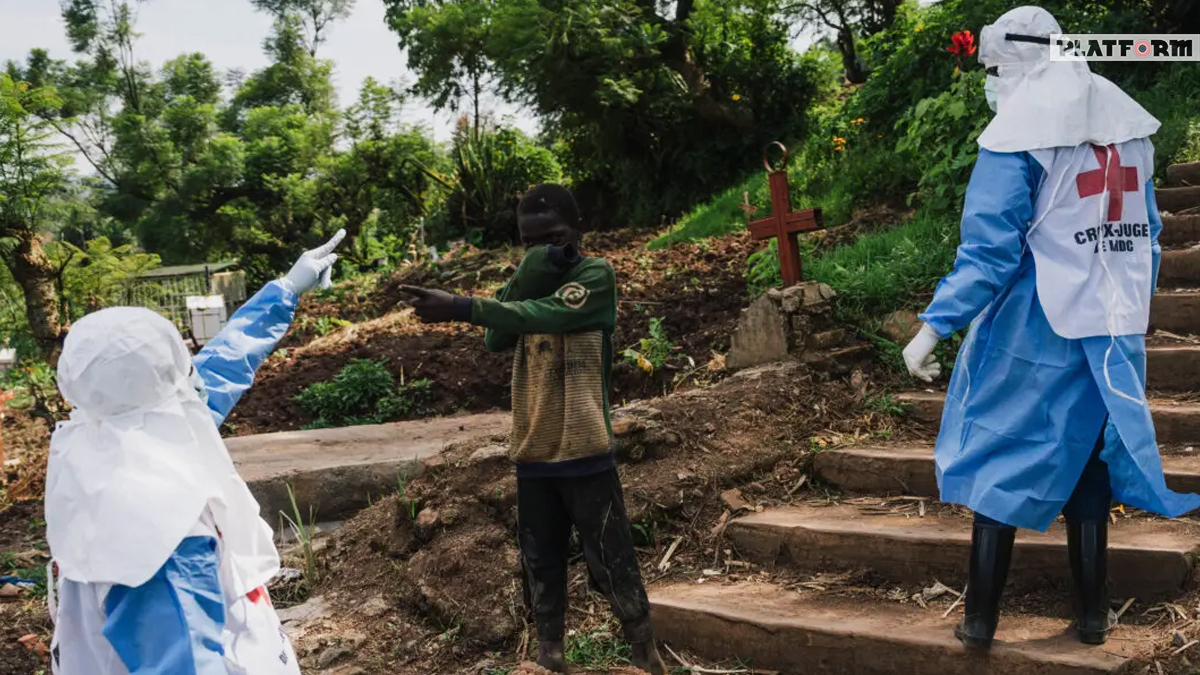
{"left": 902, "top": 323, "right": 943, "bottom": 383}
{"left": 283, "top": 229, "right": 345, "bottom": 294}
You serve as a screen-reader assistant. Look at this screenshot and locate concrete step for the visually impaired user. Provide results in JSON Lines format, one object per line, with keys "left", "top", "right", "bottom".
{"left": 1167, "top": 162, "right": 1200, "bottom": 188}
{"left": 1157, "top": 186, "right": 1200, "bottom": 215}
{"left": 1160, "top": 215, "right": 1200, "bottom": 247}
{"left": 896, "top": 391, "right": 1200, "bottom": 444}
{"left": 651, "top": 582, "right": 1145, "bottom": 675}
{"left": 727, "top": 505, "right": 1198, "bottom": 600}
{"left": 1160, "top": 247, "right": 1200, "bottom": 287}
{"left": 1146, "top": 345, "right": 1200, "bottom": 390}
{"left": 814, "top": 444, "right": 1200, "bottom": 500}
{"left": 227, "top": 412, "right": 511, "bottom": 522}
{"left": 1152, "top": 290, "right": 1200, "bottom": 334}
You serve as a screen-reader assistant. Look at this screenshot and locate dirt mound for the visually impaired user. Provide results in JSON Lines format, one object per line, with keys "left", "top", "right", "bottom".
{"left": 300, "top": 359, "right": 910, "bottom": 673}
{"left": 225, "top": 231, "right": 763, "bottom": 436}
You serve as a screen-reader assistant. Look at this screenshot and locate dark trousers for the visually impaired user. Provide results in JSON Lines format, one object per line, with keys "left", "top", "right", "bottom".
{"left": 517, "top": 468, "right": 653, "bottom": 644}
{"left": 975, "top": 425, "right": 1113, "bottom": 529}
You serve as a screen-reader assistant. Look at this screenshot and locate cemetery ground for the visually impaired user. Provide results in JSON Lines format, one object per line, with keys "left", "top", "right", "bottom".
{"left": 9, "top": 181, "right": 1200, "bottom": 674}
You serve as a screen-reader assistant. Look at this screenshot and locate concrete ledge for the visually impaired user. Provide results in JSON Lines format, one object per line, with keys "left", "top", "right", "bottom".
{"left": 651, "top": 583, "right": 1136, "bottom": 675}
{"left": 727, "top": 505, "right": 1198, "bottom": 600}
{"left": 226, "top": 412, "right": 511, "bottom": 522}
{"left": 1160, "top": 215, "right": 1200, "bottom": 247}
{"left": 1157, "top": 186, "right": 1200, "bottom": 215}
{"left": 895, "top": 391, "right": 1200, "bottom": 444}
{"left": 1167, "top": 162, "right": 1200, "bottom": 188}
{"left": 1151, "top": 291, "right": 1200, "bottom": 335}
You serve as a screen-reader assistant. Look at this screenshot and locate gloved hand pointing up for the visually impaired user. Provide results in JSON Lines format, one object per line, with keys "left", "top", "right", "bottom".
{"left": 284, "top": 229, "right": 346, "bottom": 295}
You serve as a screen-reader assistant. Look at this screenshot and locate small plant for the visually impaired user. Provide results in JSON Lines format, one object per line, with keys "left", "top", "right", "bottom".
{"left": 312, "top": 316, "right": 352, "bottom": 337}
{"left": 295, "top": 359, "right": 433, "bottom": 428}
{"left": 280, "top": 483, "right": 319, "bottom": 589}
{"left": 397, "top": 475, "right": 417, "bottom": 521}
{"left": 866, "top": 394, "right": 907, "bottom": 417}
{"left": 622, "top": 317, "right": 676, "bottom": 375}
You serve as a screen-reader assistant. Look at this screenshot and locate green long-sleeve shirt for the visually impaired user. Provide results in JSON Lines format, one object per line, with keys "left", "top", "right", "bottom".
{"left": 471, "top": 248, "right": 617, "bottom": 477}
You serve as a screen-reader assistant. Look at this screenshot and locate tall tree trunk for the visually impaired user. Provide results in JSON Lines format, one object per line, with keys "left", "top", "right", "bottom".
{"left": 8, "top": 234, "right": 62, "bottom": 361}
{"left": 838, "top": 28, "right": 867, "bottom": 84}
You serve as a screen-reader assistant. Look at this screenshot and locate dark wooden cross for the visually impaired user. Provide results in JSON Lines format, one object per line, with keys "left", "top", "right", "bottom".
{"left": 748, "top": 142, "right": 825, "bottom": 287}
{"left": 1076, "top": 143, "right": 1139, "bottom": 222}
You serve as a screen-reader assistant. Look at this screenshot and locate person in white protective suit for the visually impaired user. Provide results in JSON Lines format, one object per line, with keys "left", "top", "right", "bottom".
{"left": 901, "top": 6, "right": 1200, "bottom": 650}
{"left": 44, "top": 230, "right": 344, "bottom": 675}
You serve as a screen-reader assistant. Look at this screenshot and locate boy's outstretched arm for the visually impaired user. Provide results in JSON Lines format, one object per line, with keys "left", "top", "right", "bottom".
{"left": 404, "top": 261, "right": 616, "bottom": 336}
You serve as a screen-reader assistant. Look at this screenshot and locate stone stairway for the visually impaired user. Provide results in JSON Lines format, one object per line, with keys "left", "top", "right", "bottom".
{"left": 647, "top": 162, "right": 1200, "bottom": 673}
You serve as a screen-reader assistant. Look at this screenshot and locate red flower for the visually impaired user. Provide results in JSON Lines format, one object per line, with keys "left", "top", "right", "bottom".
{"left": 947, "top": 30, "right": 977, "bottom": 58}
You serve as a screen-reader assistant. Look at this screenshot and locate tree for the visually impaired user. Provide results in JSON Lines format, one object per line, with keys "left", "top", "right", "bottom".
{"left": 386, "top": 0, "right": 494, "bottom": 137}
{"left": 0, "top": 74, "right": 74, "bottom": 357}
{"left": 250, "top": 0, "right": 356, "bottom": 57}
{"left": 783, "top": 0, "right": 903, "bottom": 84}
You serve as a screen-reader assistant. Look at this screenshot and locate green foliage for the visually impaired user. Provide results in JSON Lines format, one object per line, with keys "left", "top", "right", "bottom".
{"left": 893, "top": 69, "right": 990, "bottom": 213}
{"left": 295, "top": 358, "right": 433, "bottom": 427}
{"left": 430, "top": 124, "right": 561, "bottom": 246}
{"left": 565, "top": 626, "right": 632, "bottom": 669}
{"left": 0, "top": 361, "right": 64, "bottom": 422}
{"left": 386, "top": 0, "right": 821, "bottom": 227}
{"left": 52, "top": 237, "right": 161, "bottom": 320}
{"left": 622, "top": 317, "right": 675, "bottom": 375}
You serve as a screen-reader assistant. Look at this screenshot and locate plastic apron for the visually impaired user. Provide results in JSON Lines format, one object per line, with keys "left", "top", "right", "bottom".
{"left": 49, "top": 511, "right": 299, "bottom": 675}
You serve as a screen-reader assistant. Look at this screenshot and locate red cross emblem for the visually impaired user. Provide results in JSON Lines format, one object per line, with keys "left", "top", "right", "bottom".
{"left": 246, "top": 586, "right": 271, "bottom": 606}
{"left": 1076, "top": 144, "right": 1139, "bottom": 222}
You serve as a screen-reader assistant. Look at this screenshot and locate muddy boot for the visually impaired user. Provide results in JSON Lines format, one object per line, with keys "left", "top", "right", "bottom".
{"left": 630, "top": 640, "right": 667, "bottom": 675}
{"left": 1068, "top": 520, "right": 1113, "bottom": 645}
{"left": 954, "top": 522, "right": 1016, "bottom": 650}
{"left": 537, "top": 640, "right": 567, "bottom": 673}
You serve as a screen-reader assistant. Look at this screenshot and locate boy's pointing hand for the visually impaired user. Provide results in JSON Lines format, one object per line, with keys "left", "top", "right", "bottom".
{"left": 401, "top": 285, "right": 473, "bottom": 324}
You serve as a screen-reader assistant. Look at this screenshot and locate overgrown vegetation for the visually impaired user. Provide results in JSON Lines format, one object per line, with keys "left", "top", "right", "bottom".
{"left": 295, "top": 358, "right": 433, "bottom": 428}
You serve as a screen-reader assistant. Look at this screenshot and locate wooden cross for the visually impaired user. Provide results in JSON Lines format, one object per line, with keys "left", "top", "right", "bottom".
{"left": 747, "top": 142, "right": 825, "bottom": 287}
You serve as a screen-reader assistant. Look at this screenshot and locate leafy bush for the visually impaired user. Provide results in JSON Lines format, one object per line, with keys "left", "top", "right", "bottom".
{"left": 295, "top": 358, "right": 433, "bottom": 428}
{"left": 623, "top": 317, "right": 676, "bottom": 375}
{"left": 893, "top": 69, "right": 990, "bottom": 214}
{"left": 429, "top": 123, "right": 562, "bottom": 246}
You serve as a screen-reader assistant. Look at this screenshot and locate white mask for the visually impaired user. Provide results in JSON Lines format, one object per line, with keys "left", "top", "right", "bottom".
{"left": 984, "top": 76, "right": 999, "bottom": 112}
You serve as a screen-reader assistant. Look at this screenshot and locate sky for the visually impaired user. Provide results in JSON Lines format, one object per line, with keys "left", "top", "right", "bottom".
{"left": 0, "top": 0, "right": 537, "bottom": 141}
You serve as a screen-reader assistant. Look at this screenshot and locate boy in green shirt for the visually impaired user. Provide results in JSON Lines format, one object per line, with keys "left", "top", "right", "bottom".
{"left": 403, "top": 184, "right": 665, "bottom": 674}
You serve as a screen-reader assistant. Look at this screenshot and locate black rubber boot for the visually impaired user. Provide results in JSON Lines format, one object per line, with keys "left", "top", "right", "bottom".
{"left": 537, "top": 640, "right": 567, "bottom": 673}
{"left": 1068, "top": 520, "right": 1113, "bottom": 645}
{"left": 955, "top": 522, "right": 1016, "bottom": 650}
{"left": 630, "top": 639, "right": 667, "bottom": 675}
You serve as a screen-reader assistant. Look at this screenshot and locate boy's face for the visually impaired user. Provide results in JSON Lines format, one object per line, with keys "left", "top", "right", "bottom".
{"left": 518, "top": 216, "right": 578, "bottom": 249}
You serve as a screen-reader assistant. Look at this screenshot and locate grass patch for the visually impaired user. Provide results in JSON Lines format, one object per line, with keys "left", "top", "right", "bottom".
{"left": 647, "top": 173, "right": 768, "bottom": 250}
{"left": 565, "top": 626, "right": 632, "bottom": 669}
{"left": 745, "top": 207, "right": 958, "bottom": 325}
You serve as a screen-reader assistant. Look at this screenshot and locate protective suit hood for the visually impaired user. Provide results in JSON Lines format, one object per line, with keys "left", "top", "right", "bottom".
{"left": 977, "top": 6, "right": 1160, "bottom": 152}
{"left": 46, "top": 307, "right": 279, "bottom": 594}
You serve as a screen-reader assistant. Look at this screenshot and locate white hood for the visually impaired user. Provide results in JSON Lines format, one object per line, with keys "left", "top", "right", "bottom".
{"left": 977, "top": 6, "right": 1160, "bottom": 153}
{"left": 45, "top": 307, "right": 279, "bottom": 596}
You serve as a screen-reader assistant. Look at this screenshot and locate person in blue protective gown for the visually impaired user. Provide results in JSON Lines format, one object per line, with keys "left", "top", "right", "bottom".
{"left": 901, "top": 5, "right": 1200, "bottom": 651}
{"left": 43, "top": 230, "right": 344, "bottom": 675}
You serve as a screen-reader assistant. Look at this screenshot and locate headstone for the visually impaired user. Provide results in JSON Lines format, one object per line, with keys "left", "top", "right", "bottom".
{"left": 727, "top": 295, "right": 789, "bottom": 370}
{"left": 0, "top": 348, "right": 15, "bottom": 376}
{"left": 727, "top": 281, "right": 840, "bottom": 372}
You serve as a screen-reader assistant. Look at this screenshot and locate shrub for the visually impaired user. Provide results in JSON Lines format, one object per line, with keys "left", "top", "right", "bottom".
{"left": 295, "top": 358, "right": 433, "bottom": 428}
{"left": 430, "top": 123, "right": 562, "bottom": 246}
